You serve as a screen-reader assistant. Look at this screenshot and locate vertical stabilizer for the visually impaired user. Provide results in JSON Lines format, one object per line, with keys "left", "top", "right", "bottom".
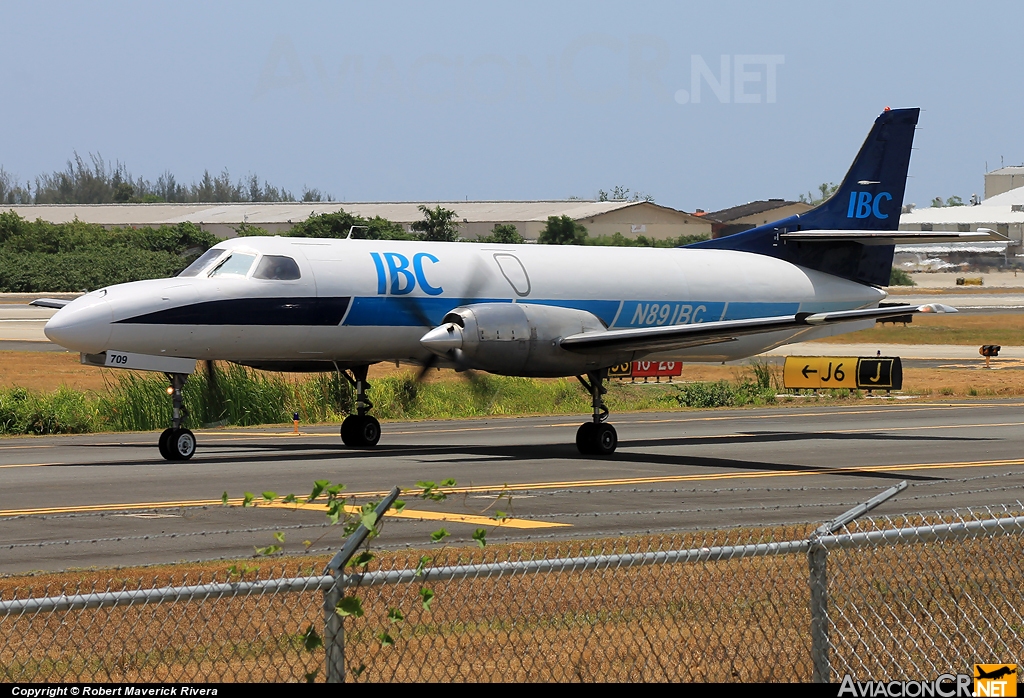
{"left": 690, "top": 107, "right": 920, "bottom": 286}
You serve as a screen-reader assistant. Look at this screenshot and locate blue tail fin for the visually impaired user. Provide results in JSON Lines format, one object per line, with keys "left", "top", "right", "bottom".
{"left": 690, "top": 107, "right": 920, "bottom": 286}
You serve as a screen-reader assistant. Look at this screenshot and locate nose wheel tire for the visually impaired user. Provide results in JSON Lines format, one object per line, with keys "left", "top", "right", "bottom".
{"left": 158, "top": 428, "right": 173, "bottom": 460}
{"left": 158, "top": 428, "right": 196, "bottom": 461}
{"left": 341, "top": 415, "right": 381, "bottom": 448}
{"left": 576, "top": 422, "right": 617, "bottom": 456}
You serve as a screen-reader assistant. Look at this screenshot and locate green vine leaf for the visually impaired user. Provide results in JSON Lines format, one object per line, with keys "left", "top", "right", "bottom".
{"left": 419, "top": 587, "right": 435, "bottom": 611}
{"left": 308, "top": 480, "right": 330, "bottom": 502}
{"left": 336, "top": 595, "right": 364, "bottom": 618}
{"left": 302, "top": 624, "right": 323, "bottom": 651}
{"left": 352, "top": 551, "right": 374, "bottom": 568}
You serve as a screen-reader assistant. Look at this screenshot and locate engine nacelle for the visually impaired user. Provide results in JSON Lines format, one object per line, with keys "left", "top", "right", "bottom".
{"left": 419, "top": 303, "right": 629, "bottom": 377}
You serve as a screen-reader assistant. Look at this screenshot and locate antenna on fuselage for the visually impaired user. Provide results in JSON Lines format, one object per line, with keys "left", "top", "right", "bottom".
{"left": 347, "top": 225, "right": 368, "bottom": 239}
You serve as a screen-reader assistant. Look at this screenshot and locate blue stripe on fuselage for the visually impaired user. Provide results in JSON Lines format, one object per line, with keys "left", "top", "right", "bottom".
{"left": 343, "top": 297, "right": 510, "bottom": 326}
{"left": 343, "top": 297, "right": 804, "bottom": 328}
{"left": 612, "top": 301, "right": 800, "bottom": 327}
{"left": 721, "top": 302, "right": 801, "bottom": 321}
{"left": 524, "top": 299, "right": 621, "bottom": 327}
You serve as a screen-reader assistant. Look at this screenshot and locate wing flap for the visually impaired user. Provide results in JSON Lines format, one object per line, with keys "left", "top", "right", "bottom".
{"left": 559, "top": 304, "right": 955, "bottom": 355}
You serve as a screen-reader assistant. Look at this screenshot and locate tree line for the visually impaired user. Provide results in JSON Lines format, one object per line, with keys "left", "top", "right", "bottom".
{"left": 0, "top": 153, "right": 329, "bottom": 206}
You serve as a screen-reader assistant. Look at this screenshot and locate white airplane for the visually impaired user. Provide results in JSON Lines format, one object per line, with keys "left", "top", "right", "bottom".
{"left": 40, "top": 107, "right": 987, "bottom": 461}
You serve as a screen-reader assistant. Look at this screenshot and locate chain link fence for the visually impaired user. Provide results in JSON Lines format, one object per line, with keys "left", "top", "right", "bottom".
{"left": 2, "top": 493, "right": 1021, "bottom": 682}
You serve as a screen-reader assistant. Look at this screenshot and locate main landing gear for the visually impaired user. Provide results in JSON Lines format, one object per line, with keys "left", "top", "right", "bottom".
{"left": 576, "top": 369, "right": 617, "bottom": 456}
{"left": 158, "top": 373, "right": 196, "bottom": 461}
{"left": 339, "top": 365, "right": 381, "bottom": 448}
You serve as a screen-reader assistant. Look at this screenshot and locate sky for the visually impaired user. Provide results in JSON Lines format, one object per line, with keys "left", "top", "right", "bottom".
{"left": 2, "top": 1, "right": 1022, "bottom": 212}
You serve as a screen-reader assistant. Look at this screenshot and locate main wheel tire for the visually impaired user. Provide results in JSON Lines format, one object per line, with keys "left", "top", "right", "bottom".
{"left": 339, "top": 413, "right": 360, "bottom": 446}
{"left": 576, "top": 422, "right": 597, "bottom": 455}
{"left": 593, "top": 423, "right": 618, "bottom": 456}
{"left": 158, "top": 428, "right": 174, "bottom": 460}
{"left": 171, "top": 428, "right": 196, "bottom": 461}
{"left": 341, "top": 415, "right": 381, "bottom": 448}
{"left": 357, "top": 415, "right": 381, "bottom": 447}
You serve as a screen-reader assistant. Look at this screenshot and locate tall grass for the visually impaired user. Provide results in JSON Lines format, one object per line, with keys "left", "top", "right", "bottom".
{"left": 2, "top": 364, "right": 782, "bottom": 436}
{"left": 0, "top": 386, "right": 97, "bottom": 435}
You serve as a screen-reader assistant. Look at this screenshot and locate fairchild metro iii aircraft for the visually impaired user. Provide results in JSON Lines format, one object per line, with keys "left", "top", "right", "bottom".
{"left": 41, "top": 107, "right": 984, "bottom": 460}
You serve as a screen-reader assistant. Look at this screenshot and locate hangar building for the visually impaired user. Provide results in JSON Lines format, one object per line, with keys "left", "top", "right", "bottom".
{"left": 3, "top": 200, "right": 712, "bottom": 242}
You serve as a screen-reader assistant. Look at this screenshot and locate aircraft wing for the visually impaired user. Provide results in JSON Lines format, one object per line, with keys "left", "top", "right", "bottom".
{"left": 559, "top": 303, "right": 956, "bottom": 355}
{"left": 29, "top": 298, "right": 71, "bottom": 309}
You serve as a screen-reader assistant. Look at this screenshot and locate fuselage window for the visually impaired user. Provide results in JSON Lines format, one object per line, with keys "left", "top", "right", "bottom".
{"left": 209, "top": 252, "right": 257, "bottom": 278}
{"left": 178, "top": 248, "right": 226, "bottom": 277}
{"left": 253, "top": 255, "right": 302, "bottom": 280}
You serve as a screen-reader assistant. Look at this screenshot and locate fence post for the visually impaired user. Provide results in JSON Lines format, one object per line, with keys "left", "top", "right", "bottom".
{"left": 807, "top": 481, "right": 907, "bottom": 683}
{"left": 808, "top": 543, "right": 830, "bottom": 682}
{"left": 324, "top": 571, "right": 345, "bottom": 683}
{"left": 322, "top": 486, "right": 402, "bottom": 684}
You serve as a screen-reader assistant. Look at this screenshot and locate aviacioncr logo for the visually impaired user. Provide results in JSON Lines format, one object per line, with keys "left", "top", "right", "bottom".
{"left": 846, "top": 191, "right": 893, "bottom": 219}
{"left": 370, "top": 252, "right": 444, "bottom": 296}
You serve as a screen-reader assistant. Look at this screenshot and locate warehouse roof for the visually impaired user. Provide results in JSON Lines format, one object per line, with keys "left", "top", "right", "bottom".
{"left": 703, "top": 199, "right": 805, "bottom": 223}
{"left": 2, "top": 200, "right": 695, "bottom": 227}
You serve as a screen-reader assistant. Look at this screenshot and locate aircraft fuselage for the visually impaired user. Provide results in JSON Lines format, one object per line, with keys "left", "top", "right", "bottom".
{"left": 45, "top": 236, "right": 886, "bottom": 372}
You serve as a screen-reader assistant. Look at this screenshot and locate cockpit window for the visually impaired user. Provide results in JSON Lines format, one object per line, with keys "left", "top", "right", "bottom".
{"left": 178, "top": 248, "right": 226, "bottom": 277}
{"left": 208, "top": 252, "right": 257, "bottom": 278}
{"left": 253, "top": 255, "right": 301, "bottom": 280}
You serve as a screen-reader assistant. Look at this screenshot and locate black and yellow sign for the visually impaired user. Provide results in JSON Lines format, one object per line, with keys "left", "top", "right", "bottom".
{"left": 974, "top": 664, "right": 1017, "bottom": 697}
{"left": 607, "top": 363, "right": 633, "bottom": 378}
{"left": 783, "top": 356, "right": 903, "bottom": 391}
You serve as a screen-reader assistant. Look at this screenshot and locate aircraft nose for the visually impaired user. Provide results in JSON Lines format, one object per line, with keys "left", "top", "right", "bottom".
{"left": 420, "top": 323, "right": 464, "bottom": 356}
{"left": 44, "top": 294, "right": 113, "bottom": 353}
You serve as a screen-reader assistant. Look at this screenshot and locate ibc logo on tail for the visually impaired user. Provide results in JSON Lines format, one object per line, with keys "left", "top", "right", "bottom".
{"left": 846, "top": 190, "right": 893, "bottom": 219}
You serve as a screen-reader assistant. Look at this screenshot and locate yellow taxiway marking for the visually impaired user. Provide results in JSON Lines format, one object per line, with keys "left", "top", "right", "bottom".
{"left": 0, "top": 497, "right": 564, "bottom": 528}
{"left": 259, "top": 500, "right": 566, "bottom": 528}
{"left": 3, "top": 456, "right": 1024, "bottom": 520}
{"left": 0, "top": 462, "right": 60, "bottom": 469}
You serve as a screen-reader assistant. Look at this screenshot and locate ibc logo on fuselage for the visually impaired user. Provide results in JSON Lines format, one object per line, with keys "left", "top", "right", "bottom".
{"left": 370, "top": 251, "right": 444, "bottom": 296}
{"left": 846, "top": 190, "right": 893, "bottom": 219}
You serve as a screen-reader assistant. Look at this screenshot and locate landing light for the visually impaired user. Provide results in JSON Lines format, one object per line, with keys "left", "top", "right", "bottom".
{"left": 166, "top": 386, "right": 175, "bottom": 395}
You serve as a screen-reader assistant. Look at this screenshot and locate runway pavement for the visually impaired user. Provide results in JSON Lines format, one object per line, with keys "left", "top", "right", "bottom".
{"left": 2, "top": 400, "right": 1023, "bottom": 574}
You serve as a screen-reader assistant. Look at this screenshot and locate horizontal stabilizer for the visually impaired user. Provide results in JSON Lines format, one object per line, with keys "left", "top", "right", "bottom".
{"left": 560, "top": 303, "right": 955, "bottom": 356}
{"left": 778, "top": 229, "right": 1009, "bottom": 245}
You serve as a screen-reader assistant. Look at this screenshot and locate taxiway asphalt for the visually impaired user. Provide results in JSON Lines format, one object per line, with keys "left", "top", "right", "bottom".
{"left": 2, "top": 401, "right": 1023, "bottom": 574}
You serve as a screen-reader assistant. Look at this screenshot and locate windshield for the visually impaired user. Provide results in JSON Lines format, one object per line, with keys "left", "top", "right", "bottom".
{"left": 208, "top": 252, "right": 258, "bottom": 278}
{"left": 177, "top": 248, "right": 226, "bottom": 277}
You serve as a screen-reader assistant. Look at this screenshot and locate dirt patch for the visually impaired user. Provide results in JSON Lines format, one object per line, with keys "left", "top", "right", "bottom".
{"left": 811, "top": 312, "right": 1024, "bottom": 346}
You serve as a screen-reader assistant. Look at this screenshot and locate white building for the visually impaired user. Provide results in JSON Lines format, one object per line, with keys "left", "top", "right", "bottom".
{"left": 899, "top": 186, "right": 1024, "bottom": 246}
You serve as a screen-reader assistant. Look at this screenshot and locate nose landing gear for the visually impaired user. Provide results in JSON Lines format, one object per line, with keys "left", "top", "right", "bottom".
{"left": 339, "top": 366, "right": 381, "bottom": 448}
{"left": 576, "top": 369, "right": 617, "bottom": 456}
{"left": 158, "top": 373, "right": 196, "bottom": 461}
